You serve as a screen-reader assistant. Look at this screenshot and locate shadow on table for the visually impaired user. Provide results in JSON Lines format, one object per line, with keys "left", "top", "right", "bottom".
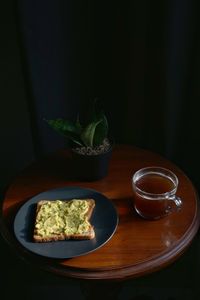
{"left": 1, "top": 194, "right": 200, "bottom": 300}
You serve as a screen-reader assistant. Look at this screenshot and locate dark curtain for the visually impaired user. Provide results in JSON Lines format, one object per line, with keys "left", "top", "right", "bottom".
{"left": 16, "top": 0, "right": 200, "bottom": 190}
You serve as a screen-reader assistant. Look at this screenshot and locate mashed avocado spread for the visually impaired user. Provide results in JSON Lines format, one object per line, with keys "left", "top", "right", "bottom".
{"left": 35, "top": 199, "right": 90, "bottom": 237}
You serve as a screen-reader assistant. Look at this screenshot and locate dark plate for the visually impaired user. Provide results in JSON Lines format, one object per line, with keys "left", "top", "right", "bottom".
{"left": 13, "top": 186, "right": 118, "bottom": 259}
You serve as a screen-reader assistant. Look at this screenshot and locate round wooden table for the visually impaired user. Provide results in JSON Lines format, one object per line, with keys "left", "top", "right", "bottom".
{"left": 1, "top": 145, "right": 200, "bottom": 281}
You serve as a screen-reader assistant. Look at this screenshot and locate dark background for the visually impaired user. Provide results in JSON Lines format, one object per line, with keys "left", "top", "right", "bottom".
{"left": 1, "top": 0, "right": 200, "bottom": 299}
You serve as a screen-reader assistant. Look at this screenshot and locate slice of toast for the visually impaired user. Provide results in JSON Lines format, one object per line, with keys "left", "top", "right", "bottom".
{"left": 33, "top": 199, "right": 95, "bottom": 242}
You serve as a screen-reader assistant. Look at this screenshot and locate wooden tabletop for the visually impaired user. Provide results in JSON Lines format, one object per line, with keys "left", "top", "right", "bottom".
{"left": 1, "top": 145, "right": 200, "bottom": 280}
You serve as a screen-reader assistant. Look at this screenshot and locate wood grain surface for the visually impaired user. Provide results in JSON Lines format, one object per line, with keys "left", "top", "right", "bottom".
{"left": 1, "top": 145, "right": 200, "bottom": 280}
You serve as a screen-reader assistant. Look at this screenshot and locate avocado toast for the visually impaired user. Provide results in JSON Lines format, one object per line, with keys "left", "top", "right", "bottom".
{"left": 33, "top": 199, "right": 95, "bottom": 242}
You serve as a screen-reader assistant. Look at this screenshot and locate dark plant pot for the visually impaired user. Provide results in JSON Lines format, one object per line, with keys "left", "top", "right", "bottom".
{"left": 71, "top": 145, "right": 113, "bottom": 181}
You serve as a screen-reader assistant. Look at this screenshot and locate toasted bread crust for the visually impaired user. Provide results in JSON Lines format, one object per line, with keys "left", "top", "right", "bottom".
{"left": 33, "top": 199, "right": 95, "bottom": 243}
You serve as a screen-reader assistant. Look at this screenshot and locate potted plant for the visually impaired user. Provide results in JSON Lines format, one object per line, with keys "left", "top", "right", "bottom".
{"left": 44, "top": 100, "right": 113, "bottom": 181}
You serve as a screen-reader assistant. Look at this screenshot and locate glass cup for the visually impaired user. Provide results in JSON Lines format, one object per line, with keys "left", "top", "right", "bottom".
{"left": 132, "top": 167, "right": 182, "bottom": 220}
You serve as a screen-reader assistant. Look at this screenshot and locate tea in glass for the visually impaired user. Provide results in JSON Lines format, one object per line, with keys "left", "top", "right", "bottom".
{"left": 132, "top": 167, "right": 182, "bottom": 220}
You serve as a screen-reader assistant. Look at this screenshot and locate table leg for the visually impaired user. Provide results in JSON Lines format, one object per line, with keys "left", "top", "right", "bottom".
{"left": 80, "top": 281, "right": 123, "bottom": 300}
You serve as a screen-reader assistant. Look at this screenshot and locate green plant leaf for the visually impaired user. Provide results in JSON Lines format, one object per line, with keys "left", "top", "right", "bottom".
{"left": 93, "top": 112, "right": 108, "bottom": 146}
{"left": 44, "top": 99, "right": 109, "bottom": 149}
{"left": 81, "top": 119, "right": 103, "bottom": 147}
{"left": 44, "top": 118, "right": 83, "bottom": 146}
{"left": 84, "top": 99, "right": 108, "bottom": 146}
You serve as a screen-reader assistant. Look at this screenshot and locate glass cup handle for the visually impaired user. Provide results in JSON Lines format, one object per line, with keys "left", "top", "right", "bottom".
{"left": 167, "top": 195, "right": 182, "bottom": 212}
